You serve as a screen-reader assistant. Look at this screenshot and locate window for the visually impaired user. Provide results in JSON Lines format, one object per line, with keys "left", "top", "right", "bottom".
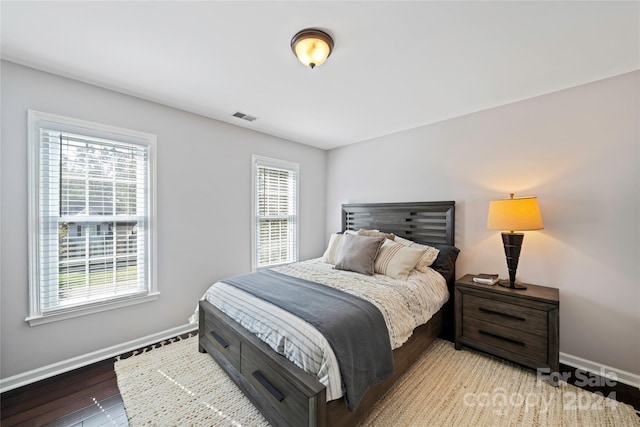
{"left": 27, "top": 110, "right": 157, "bottom": 325}
{"left": 252, "top": 155, "right": 299, "bottom": 270}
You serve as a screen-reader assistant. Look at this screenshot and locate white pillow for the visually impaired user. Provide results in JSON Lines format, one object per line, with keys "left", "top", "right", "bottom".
{"left": 394, "top": 236, "right": 440, "bottom": 272}
{"left": 321, "top": 233, "right": 345, "bottom": 265}
{"left": 374, "top": 239, "right": 425, "bottom": 280}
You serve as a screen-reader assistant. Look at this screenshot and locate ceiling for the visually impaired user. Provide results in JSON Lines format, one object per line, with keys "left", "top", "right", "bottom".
{"left": 1, "top": 1, "right": 638, "bottom": 150}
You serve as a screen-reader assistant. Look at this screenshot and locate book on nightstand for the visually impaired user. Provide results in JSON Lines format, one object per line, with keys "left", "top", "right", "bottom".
{"left": 472, "top": 274, "right": 500, "bottom": 285}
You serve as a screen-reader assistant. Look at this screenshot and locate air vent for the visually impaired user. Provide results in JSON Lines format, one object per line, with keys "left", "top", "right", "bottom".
{"left": 232, "top": 112, "right": 257, "bottom": 122}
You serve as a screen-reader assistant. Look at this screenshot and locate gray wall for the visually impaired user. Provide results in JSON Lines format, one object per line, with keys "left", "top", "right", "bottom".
{"left": 326, "top": 71, "right": 640, "bottom": 377}
{"left": 0, "top": 61, "right": 327, "bottom": 379}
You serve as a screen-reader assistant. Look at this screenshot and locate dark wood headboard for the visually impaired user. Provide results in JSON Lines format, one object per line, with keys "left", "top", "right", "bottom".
{"left": 342, "top": 201, "right": 455, "bottom": 246}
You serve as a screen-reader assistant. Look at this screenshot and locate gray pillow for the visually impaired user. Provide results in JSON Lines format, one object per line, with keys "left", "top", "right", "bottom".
{"left": 335, "top": 234, "right": 385, "bottom": 276}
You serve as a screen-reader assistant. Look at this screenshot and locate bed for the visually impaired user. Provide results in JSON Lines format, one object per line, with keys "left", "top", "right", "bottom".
{"left": 198, "top": 201, "right": 457, "bottom": 427}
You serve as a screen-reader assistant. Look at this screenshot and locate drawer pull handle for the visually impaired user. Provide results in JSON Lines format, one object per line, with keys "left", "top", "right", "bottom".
{"left": 479, "top": 307, "right": 525, "bottom": 322}
{"left": 252, "top": 371, "right": 285, "bottom": 402}
{"left": 209, "top": 331, "right": 229, "bottom": 349}
{"left": 479, "top": 329, "right": 525, "bottom": 346}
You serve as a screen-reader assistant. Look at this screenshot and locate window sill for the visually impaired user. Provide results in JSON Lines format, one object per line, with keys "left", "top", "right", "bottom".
{"left": 25, "top": 292, "right": 160, "bottom": 326}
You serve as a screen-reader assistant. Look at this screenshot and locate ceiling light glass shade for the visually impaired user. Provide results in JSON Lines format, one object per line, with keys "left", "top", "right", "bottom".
{"left": 487, "top": 194, "right": 544, "bottom": 232}
{"left": 291, "top": 29, "right": 334, "bottom": 69}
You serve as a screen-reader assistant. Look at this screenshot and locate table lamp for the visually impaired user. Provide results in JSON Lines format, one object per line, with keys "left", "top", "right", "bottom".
{"left": 487, "top": 194, "right": 544, "bottom": 290}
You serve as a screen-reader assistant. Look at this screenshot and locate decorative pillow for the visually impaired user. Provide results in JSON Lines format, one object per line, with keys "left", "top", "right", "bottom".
{"left": 394, "top": 236, "right": 440, "bottom": 272}
{"left": 321, "top": 233, "right": 345, "bottom": 265}
{"left": 335, "top": 234, "right": 385, "bottom": 276}
{"left": 418, "top": 242, "right": 460, "bottom": 284}
{"left": 374, "top": 239, "right": 425, "bottom": 280}
{"left": 356, "top": 229, "right": 396, "bottom": 240}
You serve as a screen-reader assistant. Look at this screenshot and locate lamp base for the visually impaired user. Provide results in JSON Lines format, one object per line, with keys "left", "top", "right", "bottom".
{"left": 498, "top": 280, "right": 527, "bottom": 290}
{"left": 501, "top": 232, "right": 526, "bottom": 291}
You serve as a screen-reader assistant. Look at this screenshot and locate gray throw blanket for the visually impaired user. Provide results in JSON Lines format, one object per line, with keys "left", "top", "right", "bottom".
{"left": 222, "top": 269, "right": 394, "bottom": 411}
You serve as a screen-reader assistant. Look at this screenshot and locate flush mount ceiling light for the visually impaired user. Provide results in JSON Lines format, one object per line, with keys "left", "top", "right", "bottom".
{"left": 290, "top": 28, "right": 334, "bottom": 69}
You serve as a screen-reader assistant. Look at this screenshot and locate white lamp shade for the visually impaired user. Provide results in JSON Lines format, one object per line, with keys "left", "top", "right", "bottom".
{"left": 487, "top": 195, "right": 544, "bottom": 232}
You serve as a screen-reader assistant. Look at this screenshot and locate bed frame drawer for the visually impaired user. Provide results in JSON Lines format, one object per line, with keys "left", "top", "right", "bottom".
{"left": 198, "top": 299, "right": 326, "bottom": 427}
{"left": 202, "top": 307, "right": 241, "bottom": 369}
{"left": 241, "top": 344, "right": 311, "bottom": 427}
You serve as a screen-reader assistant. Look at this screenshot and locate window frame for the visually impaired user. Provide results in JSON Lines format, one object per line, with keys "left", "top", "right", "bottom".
{"left": 27, "top": 110, "right": 158, "bottom": 326}
{"left": 251, "top": 155, "right": 299, "bottom": 271}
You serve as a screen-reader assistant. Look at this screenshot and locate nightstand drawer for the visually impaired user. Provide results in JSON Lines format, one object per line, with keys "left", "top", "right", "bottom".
{"left": 455, "top": 275, "right": 559, "bottom": 373}
{"left": 463, "top": 293, "right": 548, "bottom": 336}
{"left": 463, "top": 317, "right": 547, "bottom": 362}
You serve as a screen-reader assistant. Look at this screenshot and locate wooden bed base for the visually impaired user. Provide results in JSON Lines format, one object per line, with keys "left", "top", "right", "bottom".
{"left": 198, "top": 201, "right": 455, "bottom": 427}
{"left": 199, "top": 299, "right": 443, "bottom": 427}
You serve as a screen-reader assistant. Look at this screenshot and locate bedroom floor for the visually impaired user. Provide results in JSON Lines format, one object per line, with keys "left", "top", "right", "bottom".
{"left": 2, "top": 348, "right": 638, "bottom": 426}
{"left": 0, "top": 358, "right": 127, "bottom": 427}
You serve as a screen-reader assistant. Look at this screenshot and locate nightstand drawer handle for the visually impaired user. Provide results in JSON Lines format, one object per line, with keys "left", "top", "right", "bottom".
{"left": 479, "top": 329, "right": 525, "bottom": 346}
{"left": 479, "top": 307, "right": 525, "bottom": 322}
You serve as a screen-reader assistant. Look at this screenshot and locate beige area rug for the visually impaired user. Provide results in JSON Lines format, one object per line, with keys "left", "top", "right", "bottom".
{"left": 115, "top": 335, "right": 639, "bottom": 426}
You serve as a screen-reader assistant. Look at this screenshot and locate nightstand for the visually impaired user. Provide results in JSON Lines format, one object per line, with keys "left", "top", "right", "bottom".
{"left": 455, "top": 274, "right": 559, "bottom": 373}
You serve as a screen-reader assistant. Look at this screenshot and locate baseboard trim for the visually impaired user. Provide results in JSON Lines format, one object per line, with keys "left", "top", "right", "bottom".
{"left": 0, "top": 323, "right": 197, "bottom": 393}
{"left": 560, "top": 352, "right": 640, "bottom": 389}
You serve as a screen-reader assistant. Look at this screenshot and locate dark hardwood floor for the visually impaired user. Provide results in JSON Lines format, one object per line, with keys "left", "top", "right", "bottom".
{"left": 559, "top": 363, "right": 640, "bottom": 415}
{"left": 2, "top": 348, "right": 638, "bottom": 426}
{"left": 1, "top": 358, "right": 126, "bottom": 427}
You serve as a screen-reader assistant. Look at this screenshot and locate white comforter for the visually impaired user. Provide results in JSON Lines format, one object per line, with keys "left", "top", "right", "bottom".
{"left": 196, "top": 258, "right": 449, "bottom": 401}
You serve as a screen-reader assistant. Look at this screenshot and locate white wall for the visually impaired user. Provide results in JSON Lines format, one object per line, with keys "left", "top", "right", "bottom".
{"left": 326, "top": 71, "right": 640, "bottom": 377}
{"left": 2, "top": 59, "right": 638, "bottom": 387}
{"left": 0, "top": 61, "right": 326, "bottom": 380}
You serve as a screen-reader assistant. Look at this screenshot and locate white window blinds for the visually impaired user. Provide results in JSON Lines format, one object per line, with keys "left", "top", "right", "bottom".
{"left": 28, "top": 111, "right": 157, "bottom": 324}
{"left": 252, "top": 156, "right": 298, "bottom": 269}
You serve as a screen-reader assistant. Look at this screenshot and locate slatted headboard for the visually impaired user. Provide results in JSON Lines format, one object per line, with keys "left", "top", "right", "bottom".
{"left": 341, "top": 201, "right": 455, "bottom": 246}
